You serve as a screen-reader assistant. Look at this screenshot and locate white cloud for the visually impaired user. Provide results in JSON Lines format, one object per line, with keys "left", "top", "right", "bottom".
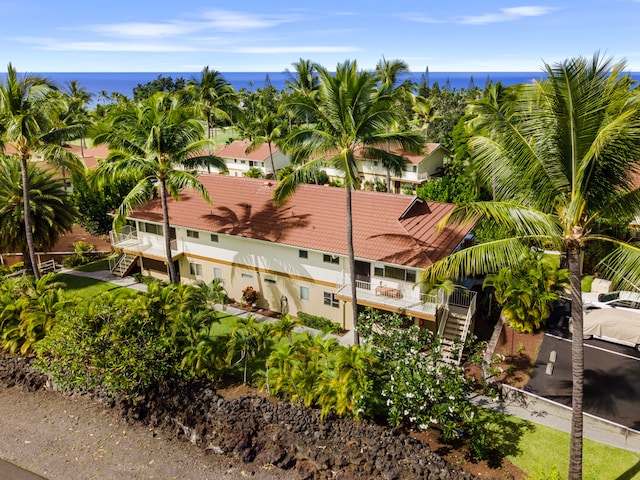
{"left": 397, "top": 13, "right": 443, "bottom": 24}
{"left": 235, "top": 45, "right": 359, "bottom": 54}
{"left": 16, "top": 37, "right": 197, "bottom": 53}
{"left": 456, "top": 6, "right": 556, "bottom": 25}
{"left": 199, "top": 9, "right": 301, "bottom": 32}
{"left": 92, "top": 22, "right": 197, "bottom": 38}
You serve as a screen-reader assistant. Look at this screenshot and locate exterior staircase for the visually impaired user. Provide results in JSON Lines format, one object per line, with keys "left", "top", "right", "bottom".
{"left": 437, "top": 288, "right": 477, "bottom": 365}
{"left": 110, "top": 253, "right": 138, "bottom": 277}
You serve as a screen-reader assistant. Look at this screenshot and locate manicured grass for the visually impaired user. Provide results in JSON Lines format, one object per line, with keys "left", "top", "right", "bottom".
{"left": 212, "top": 127, "right": 239, "bottom": 148}
{"left": 54, "top": 273, "right": 124, "bottom": 299}
{"left": 73, "top": 258, "right": 110, "bottom": 273}
{"left": 479, "top": 409, "right": 640, "bottom": 479}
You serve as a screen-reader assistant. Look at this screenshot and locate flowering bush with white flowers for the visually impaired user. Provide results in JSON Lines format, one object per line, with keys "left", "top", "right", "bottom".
{"left": 358, "top": 307, "right": 497, "bottom": 458}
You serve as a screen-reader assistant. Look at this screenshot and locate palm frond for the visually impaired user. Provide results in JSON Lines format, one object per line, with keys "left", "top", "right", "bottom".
{"left": 113, "top": 180, "right": 154, "bottom": 231}
{"left": 420, "top": 237, "right": 532, "bottom": 286}
{"left": 440, "top": 201, "right": 563, "bottom": 237}
{"left": 273, "top": 157, "right": 326, "bottom": 205}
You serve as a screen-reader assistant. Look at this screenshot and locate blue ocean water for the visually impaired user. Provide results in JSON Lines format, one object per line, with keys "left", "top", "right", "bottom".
{"left": 4, "top": 71, "right": 549, "bottom": 101}
{"left": 3, "top": 71, "right": 640, "bottom": 104}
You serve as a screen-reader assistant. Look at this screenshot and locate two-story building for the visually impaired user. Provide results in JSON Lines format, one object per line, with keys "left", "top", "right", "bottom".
{"left": 211, "top": 140, "right": 290, "bottom": 178}
{"left": 109, "top": 175, "right": 474, "bottom": 335}
{"left": 322, "top": 143, "right": 451, "bottom": 194}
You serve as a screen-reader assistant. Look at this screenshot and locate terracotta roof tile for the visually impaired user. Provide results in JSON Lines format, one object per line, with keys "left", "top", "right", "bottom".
{"left": 128, "top": 175, "right": 473, "bottom": 268}
{"left": 215, "top": 140, "right": 280, "bottom": 162}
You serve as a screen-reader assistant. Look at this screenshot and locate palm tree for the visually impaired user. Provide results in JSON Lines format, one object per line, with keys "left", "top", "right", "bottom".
{"left": 0, "top": 156, "right": 77, "bottom": 270}
{"left": 186, "top": 67, "right": 239, "bottom": 142}
{"left": 411, "top": 94, "right": 441, "bottom": 142}
{"left": 244, "top": 111, "right": 286, "bottom": 177}
{"left": 274, "top": 60, "right": 423, "bottom": 344}
{"left": 285, "top": 58, "right": 320, "bottom": 95}
{"left": 375, "top": 57, "right": 414, "bottom": 192}
{"left": 0, "top": 63, "right": 82, "bottom": 279}
{"left": 421, "top": 54, "right": 640, "bottom": 480}
{"left": 91, "top": 93, "right": 227, "bottom": 284}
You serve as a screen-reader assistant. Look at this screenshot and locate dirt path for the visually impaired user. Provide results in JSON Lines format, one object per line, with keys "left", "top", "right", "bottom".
{"left": 0, "top": 388, "right": 300, "bottom": 480}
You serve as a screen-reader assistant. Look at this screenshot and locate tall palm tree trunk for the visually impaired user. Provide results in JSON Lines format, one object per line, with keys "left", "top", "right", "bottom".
{"left": 20, "top": 155, "right": 40, "bottom": 280}
{"left": 568, "top": 244, "right": 584, "bottom": 480}
{"left": 346, "top": 187, "right": 360, "bottom": 345}
{"left": 160, "top": 180, "right": 178, "bottom": 284}
{"left": 268, "top": 142, "right": 276, "bottom": 178}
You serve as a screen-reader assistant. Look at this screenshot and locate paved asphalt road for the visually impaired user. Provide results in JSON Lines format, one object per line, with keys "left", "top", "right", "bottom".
{"left": 0, "top": 460, "right": 47, "bottom": 480}
{"left": 528, "top": 315, "right": 640, "bottom": 430}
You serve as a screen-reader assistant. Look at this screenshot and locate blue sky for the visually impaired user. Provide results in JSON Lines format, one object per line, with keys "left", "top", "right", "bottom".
{"left": 2, "top": 0, "right": 639, "bottom": 72}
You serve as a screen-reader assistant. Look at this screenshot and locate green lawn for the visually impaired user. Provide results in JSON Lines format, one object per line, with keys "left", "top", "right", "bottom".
{"left": 73, "top": 258, "right": 110, "bottom": 272}
{"left": 55, "top": 273, "right": 125, "bottom": 299}
{"left": 480, "top": 409, "right": 640, "bottom": 479}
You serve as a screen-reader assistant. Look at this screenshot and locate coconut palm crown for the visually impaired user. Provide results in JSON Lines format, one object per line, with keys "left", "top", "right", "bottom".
{"left": 0, "top": 63, "right": 85, "bottom": 278}
{"left": 274, "top": 60, "right": 423, "bottom": 345}
{"left": 420, "top": 54, "right": 640, "bottom": 480}
{"left": 91, "top": 92, "right": 227, "bottom": 284}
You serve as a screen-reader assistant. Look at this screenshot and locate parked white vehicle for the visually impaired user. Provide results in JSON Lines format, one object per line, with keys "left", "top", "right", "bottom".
{"left": 583, "top": 291, "right": 640, "bottom": 313}
{"left": 571, "top": 309, "right": 640, "bottom": 352}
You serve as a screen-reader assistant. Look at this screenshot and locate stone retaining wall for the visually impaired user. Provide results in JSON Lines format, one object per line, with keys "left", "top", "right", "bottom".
{"left": 0, "top": 354, "right": 484, "bottom": 480}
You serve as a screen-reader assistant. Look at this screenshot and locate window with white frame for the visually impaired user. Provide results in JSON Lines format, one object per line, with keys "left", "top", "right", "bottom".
{"left": 323, "top": 291, "right": 339, "bottom": 308}
{"left": 186, "top": 229, "right": 199, "bottom": 239}
{"left": 299, "top": 250, "right": 308, "bottom": 259}
{"left": 210, "top": 233, "right": 219, "bottom": 243}
{"left": 189, "top": 263, "right": 203, "bottom": 276}
{"left": 300, "top": 286, "right": 309, "bottom": 301}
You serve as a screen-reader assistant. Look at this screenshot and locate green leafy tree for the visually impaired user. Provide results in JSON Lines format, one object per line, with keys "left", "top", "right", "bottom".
{"left": 133, "top": 75, "right": 186, "bottom": 101}
{"left": 421, "top": 54, "right": 640, "bottom": 479}
{"left": 274, "top": 60, "right": 423, "bottom": 344}
{"left": 91, "top": 93, "right": 227, "bottom": 283}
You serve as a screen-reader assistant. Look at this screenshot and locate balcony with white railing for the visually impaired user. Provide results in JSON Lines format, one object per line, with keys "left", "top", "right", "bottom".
{"left": 335, "top": 279, "right": 444, "bottom": 318}
{"left": 109, "top": 227, "right": 185, "bottom": 260}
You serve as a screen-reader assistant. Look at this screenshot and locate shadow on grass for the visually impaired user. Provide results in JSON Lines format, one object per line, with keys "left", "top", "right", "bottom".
{"left": 480, "top": 409, "right": 537, "bottom": 459}
{"left": 616, "top": 460, "right": 640, "bottom": 480}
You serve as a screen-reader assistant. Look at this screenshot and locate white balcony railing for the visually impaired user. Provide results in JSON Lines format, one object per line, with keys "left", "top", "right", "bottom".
{"left": 109, "top": 227, "right": 184, "bottom": 260}
{"left": 335, "top": 280, "right": 439, "bottom": 317}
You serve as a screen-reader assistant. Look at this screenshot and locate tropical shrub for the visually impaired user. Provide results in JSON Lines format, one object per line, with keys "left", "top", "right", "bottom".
{"left": 358, "top": 308, "right": 492, "bottom": 453}
{"left": 34, "top": 292, "right": 176, "bottom": 396}
{"left": 483, "top": 250, "right": 570, "bottom": 333}
{"left": 0, "top": 274, "right": 70, "bottom": 355}
{"left": 257, "top": 332, "right": 375, "bottom": 419}
{"left": 297, "top": 311, "right": 342, "bottom": 334}
{"left": 241, "top": 286, "right": 260, "bottom": 306}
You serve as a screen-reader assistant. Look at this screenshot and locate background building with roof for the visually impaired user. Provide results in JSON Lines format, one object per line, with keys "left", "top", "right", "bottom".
{"left": 211, "top": 140, "right": 290, "bottom": 178}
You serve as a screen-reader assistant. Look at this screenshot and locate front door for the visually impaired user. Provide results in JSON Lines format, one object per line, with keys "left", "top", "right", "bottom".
{"left": 354, "top": 260, "right": 371, "bottom": 286}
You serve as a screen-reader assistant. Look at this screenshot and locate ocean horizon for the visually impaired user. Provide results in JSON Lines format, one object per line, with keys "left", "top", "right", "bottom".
{"left": 3, "top": 71, "right": 640, "bottom": 105}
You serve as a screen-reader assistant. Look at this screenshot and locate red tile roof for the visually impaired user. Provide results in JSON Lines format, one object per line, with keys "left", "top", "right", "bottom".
{"left": 315, "top": 143, "right": 449, "bottom": 166}
{"left": 2, "top": 143, "right": 108, "bottom": 170}
{"left": 215, "top": 140, "right": 280, "bottom": 162}
{"left": 128, "top": 175, "right": 473, "bottom": 268}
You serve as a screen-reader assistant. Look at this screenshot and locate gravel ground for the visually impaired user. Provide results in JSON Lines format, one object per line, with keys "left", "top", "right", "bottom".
{"left": 0, "top": 388, "right": 301, "bottom": 480}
